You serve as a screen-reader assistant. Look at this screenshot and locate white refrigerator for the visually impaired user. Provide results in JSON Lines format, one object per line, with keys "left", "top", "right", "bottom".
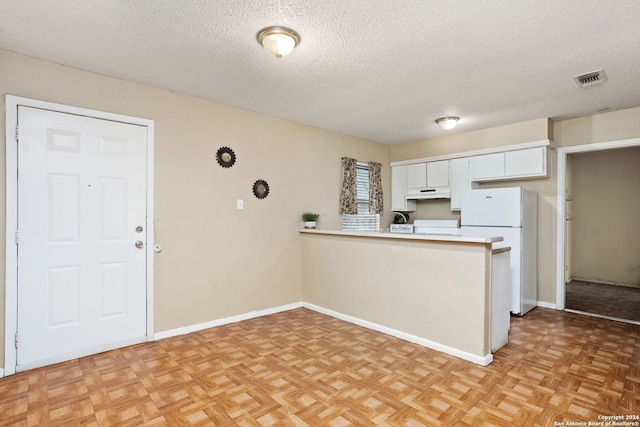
{"left": 460, "top": 187, "right": 537, "bottom": 316}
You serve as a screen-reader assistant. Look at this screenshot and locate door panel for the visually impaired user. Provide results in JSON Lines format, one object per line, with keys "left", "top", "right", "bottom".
{"left": 469, "top": 153, "right": 505, "bottom": 180}
{"left": 407, "top": 163, "right": 427, "bottom": 188}
{"left": 505, "top": 147, "right": 545, "bottom": 177}
{"left": 47, "top": 266, "right": 80, "bottom": 327}
{"left": 47, "top": 173, "right": 81, "bottom": 241}
{"left": 426, "top": 160, "right": 449, "bottom": 188}
{"left": 17, "top": 106, "right": 148, "bottom": 369}
{"left": 100, "top": 177, "right": 128, "bottom": 239}
{"left": 100, "top": 262, "right": 127, "bottom": 318}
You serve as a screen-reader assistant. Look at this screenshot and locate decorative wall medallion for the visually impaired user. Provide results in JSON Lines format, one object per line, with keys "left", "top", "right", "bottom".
{"left": 252, "top": 179, "right": 270, "bottom": 199}
{"left": 216, "top": 146, "right": 236, "bottom": 168}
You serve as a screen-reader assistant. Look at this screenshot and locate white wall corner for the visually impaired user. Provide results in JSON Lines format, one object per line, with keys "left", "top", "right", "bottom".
{"left": 0, "top": 368, "right": 4, "bottom": 378}
{"left": 302, "top": 302, "right": 493, "bottom": 366}
{"left": 536, "top": 301, "right": 557, "bottom": 310}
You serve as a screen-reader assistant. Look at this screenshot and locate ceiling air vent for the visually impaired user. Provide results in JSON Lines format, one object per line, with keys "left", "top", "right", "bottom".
{"left": 573, "top": 69, "right": 607, "bottom": 88}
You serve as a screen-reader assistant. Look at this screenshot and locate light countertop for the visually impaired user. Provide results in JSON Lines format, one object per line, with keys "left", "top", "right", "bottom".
{"left": 299, "top": 228, "right": 503, "bottom": 244}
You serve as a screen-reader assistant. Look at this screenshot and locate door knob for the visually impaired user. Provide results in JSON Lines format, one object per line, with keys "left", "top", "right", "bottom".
{"left": 136, "top": 225, "right": 144, "bottom": 233}
{"left": 135, "top": 240, "right": 144, "bottom": 249}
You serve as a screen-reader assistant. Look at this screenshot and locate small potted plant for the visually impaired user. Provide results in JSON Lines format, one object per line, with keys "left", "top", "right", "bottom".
{"left": 393, "top": 213, "right": 409, "bottom": 224}
{"left": 301, "top": 212, "right": 320, "bottom": 229}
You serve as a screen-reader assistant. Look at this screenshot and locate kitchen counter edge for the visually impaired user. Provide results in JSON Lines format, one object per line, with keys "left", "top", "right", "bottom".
{"left": 299, "top": 228, "right": 503, "bottom": 244}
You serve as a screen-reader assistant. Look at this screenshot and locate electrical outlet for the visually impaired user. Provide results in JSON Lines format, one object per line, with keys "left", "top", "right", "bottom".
{"left": 237, "top": 199, "right": 243, "bottom": 210}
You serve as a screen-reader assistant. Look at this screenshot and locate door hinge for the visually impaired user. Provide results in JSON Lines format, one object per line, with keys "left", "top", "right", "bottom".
{"left": 15, "top": 125, "right": 19, "bottom": 141}
{"left": 14, "top": 333, "right": 18, "bottom": 349}
{"left": 15, "top": 230, "right": 19, "bottom": 245}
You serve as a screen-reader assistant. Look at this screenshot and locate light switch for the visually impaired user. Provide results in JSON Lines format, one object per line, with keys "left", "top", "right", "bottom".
{"left": 237, "top": 199, "right": 243, "bottom": 210}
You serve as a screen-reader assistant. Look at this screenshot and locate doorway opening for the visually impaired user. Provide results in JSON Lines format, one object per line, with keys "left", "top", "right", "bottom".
{"left": 556, "top": 139, "right": 640, "bottom": 325}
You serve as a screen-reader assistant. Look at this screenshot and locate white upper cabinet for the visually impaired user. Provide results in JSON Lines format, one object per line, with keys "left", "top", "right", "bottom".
{"left": 427, "top": 160, "right": 450, "bottom": 187}
{"left": 469, "top": 147, "right": 548, "bottom": 182}
{"left": 407, "top": 163, "right": 427, "bottom": 188}
{"left": 450, "top": 157, "right": 477, "bottom": 211}
{"left": 390, "top": 140, "right": 552, "bottom": 211}
{"left": 469, "top": 153, "right": 504, "bottom": 181}
{"left": 391, "top": 165, "right": 416, "bottom": 212}
{"left": 407, "top": 160, "right": 449, "bottom": 188}
{"left": 504, "top": 147, "right": 546, "bottom": 177}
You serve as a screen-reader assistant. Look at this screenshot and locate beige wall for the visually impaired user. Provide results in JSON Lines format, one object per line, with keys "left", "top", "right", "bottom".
{"left": 554, "top": 107, "right": 640, "bottom": 147}
{"left": 0, "top": 50, "right": 390, "bottom": 367}
{"left": 569, "top": 147, "right": 640, "bottom": 287}
{"left": 407, "top": 199, "right": 460, "bottom": 223}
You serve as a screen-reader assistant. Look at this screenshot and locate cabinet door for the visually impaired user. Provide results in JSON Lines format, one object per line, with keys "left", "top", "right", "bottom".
{"left": 391, "top": 166, "right": 416, "bottom": 211}
{"left": 407, "top": 163, "right": 427, "bottom": 188}
{"left": 505, "top": 147, "right": 546, "bottom": 177}
{"left": 469, "top": 153, "right": 505, "bottom": 180}
{"left": 426, "top": 160, "right": 449, "bottom": 187}
{"left": 450, "top": 157, "right": 469, "bottom": 211}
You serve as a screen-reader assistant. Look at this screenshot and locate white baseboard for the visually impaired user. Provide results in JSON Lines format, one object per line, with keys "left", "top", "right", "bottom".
{"left": 0, "top": 368, "right": 4, "bottom": 378}
{"left": 154, "top": 302, "right": 303, "bottom": 341}
{"left": 536, "top": 300, "right": 557, "bottom": 310}
{"left": 302, "top": 302, "right": 493, "bottom": 366}
{"left": 154, "top": 301, "right": 494, "bottom": 366}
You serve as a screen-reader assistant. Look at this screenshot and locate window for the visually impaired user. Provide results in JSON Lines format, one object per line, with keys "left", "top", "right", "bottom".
{"left": 356, "top": 162, "right": 371, "bottom": 214}
{"left": 342, "top": 162, "right": 380, "bottom": 231}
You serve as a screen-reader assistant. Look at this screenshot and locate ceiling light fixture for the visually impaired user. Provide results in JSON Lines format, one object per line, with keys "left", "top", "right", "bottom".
{"left": 435, "top": 116, "right": 459, "bottom": 131}
{"left": 257, "top": 26, "right": 300, "bottom": 58}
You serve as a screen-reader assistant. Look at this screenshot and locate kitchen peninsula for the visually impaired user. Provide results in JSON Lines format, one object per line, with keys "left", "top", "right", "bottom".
{"left": 299, "top": 229, "right": 507, "bottom": 365}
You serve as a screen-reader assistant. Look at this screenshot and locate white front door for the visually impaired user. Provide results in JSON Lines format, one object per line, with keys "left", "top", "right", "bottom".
{"left": 16, "top": 106, "right": 149, "bottom": 370}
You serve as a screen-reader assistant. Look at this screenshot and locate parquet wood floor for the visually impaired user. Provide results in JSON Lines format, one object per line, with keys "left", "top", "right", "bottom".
{"left": 566, "top": 280, "right": 640, "bottom": 322}
{"left": 1, "top": 307, "right": 639, "bottom": 426}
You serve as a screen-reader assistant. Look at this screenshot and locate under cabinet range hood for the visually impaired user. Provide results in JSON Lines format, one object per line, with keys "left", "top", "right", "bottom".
{"left": 407, "top": 187, "right": 451, "bottom": 200}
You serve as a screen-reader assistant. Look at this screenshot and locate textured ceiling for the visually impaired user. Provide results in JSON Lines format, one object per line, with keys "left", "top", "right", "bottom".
{"left": 1, "top": 0, "right": 640, "bottom": 145}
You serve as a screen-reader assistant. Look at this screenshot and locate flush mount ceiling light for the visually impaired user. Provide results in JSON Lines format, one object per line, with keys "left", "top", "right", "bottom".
{"left": 257, "top": 26, "right": 300, "bottom": 58}
{"left": 435, "top": 116, "right": 459, "bottom": 131}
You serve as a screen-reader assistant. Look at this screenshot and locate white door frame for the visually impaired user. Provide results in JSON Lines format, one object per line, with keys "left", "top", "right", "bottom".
{"left": 4, "top": 95, "right": 155, "bottom": 376}
{"left": 555, "top": 137, "right": 640, "bottom": 310}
